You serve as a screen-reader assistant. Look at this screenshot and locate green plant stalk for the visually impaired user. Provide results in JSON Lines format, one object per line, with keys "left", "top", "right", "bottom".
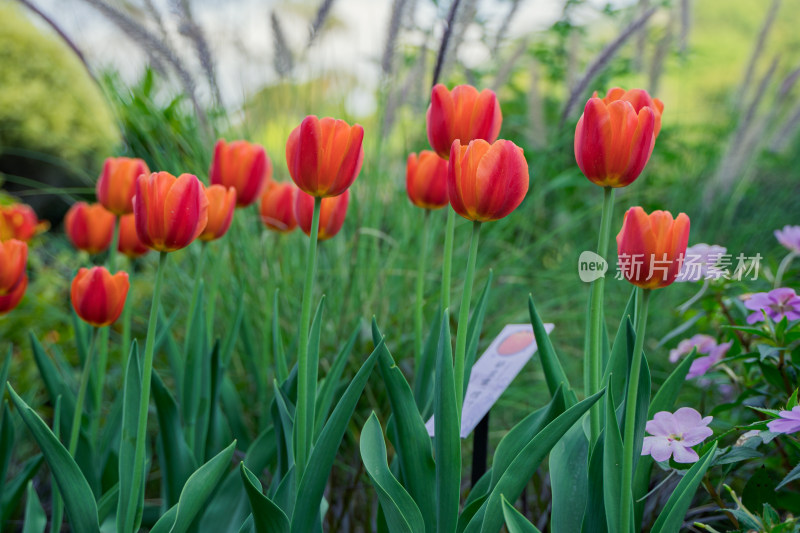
{"left": 620, "top": 287, "right": 651, "bottom": 533}
{"left": 454, "top": 220, "right": 481, "bottom": 413}
{"left": 205, "top": 245, "right": 222, "bottom": 345}
{"left": 414, "top": 210, "right": 432, "bottom": 370}
{"left": 440, "top": 208, "right": 456, "bottom": 311}
{"left": 51, "top": 397, "right": 63, "bottom": 533}
{"left": 121, "top": 283, "right": 132, "bottom": 367}
{"left": 588, "top": 186, "right": 615, "bottom": 445}
{"left": 183, "top": 242, "right": 208, "bottom": 451}
{"left": 775, "top": 251, "right": 797, "bottom": 289}
{"left": 68, "top": 328, "right": 98, "bottom": 455}
{"left": 295, "top": 196, "right": 322, "bottom": 484}
{"left": 127, "top": 251, "right": 168, "bottom": 531}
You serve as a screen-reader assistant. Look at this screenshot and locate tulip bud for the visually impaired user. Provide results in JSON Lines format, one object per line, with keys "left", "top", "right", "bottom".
{"left": 295, "top": 189, "right": 349, "bottom": 241}
{"left": 426, "top": 84, "right": 502, "bottom": 160}
{"left": 133, "top": 171, "right": 209, "bottom": 253}
{"left": 0, "top": 239, "right": 27, "bottom": 296}
{"left": 447, "top": 139, "right": 529, "bottom": 222}
{"left": 65, "top": 202, "right": 116, "bottom": 254}
{"left": 117, "top": 214, "right": 149, "bottom": 258}
{"left": 0, "top": 275, "right": 27, "bottom": 315}
{"left": 210, "top": 139, "right": 272, "bottom": 207}
{"left": 598, "top": 87, "right": 664, "bottom": 137}
{"left": 96, "top": 157, "right": 150, "bottom": 215}
{"left": 0, "top": 203, "right": 47, "bottom": 242}
{"left": 71, "top": 266, "right": 130, "bottom": 327}
{"left": 286, "top": 115, "right": 364, "bottom": 198}
{"left": 259, "top": 181, "right": 298, "bottom": 233}
{"left": 616, "top": 206, "right": 690, "bottom": 290}
{"left": 406, "top": 151, "right": 448, "bottom": 209}
{"left": 199, "top": 185, "right": 237, "bottom": 241}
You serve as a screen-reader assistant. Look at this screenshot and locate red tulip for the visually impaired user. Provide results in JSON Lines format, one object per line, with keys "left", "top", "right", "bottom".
{"left": 70, "top": 266, "right": 130, "bottom": 327}
{"left": 96, "top": 157, "right": 150, "bottom": 215}
{"left": 598, "top": 87, "right": 664, "bottom": 137}
{"left": 286, "top": 115, "right": 364, "bottom": 198}
{"left": 447, "top": 139, "right": 529, "bottom": 222}
{"left": 295, "top": 190, "right": 349, "bottom": 241}
{"left": 0, "top": 275, "right": 27, "bottom": 315}
{"left": 133, "top": 171, "right": 209, "bottom": 252}
{"left": 210, "top": 139, "right": 272, "bottom": 207}
{"left": 0, "top": 239, "right": 27, "bottom": 296}
{"left": 406, "top": 151, "right": 448, "bottom": 210}
{"left": 65, "top": 202, "right": 116, "bottom": 254}
{"left": 0, "top": 203, "right": 46, "bottom": 242}
{"left": 199, "top": 185, "right": 236, "bottom": 242}
{"left": 426, "top": 84, "right": 502, "bottom": 160}
{"left": 616, "top": 207, "right": 690, "bottom": 290}
{"left": 117, "top": 214, "right": 149, "bottom": 258}
{"left": 259, "top": 181, "right": 298, "bottom": 233}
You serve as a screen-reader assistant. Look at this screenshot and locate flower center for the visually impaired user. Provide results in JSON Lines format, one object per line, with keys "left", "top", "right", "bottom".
{"left": 667, "top": 433, "right": 683, "bottom": 442}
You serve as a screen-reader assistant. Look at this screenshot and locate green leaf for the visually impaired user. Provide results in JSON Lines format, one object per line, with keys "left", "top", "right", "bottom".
{"left": 602, "top": 289, "right": 636, "bottom": 408}
{"left": 581, "top": 435, "right": 607, "bottom": 533}
{"left": 360, "top": 413, "right": 426, "bottom": 533}
{"left": 22, "top": 481, "right": 46, "bottom": 533}
{"left": 221, "top": 377, "right": 252, "bottom": 449}
{"left": 463, "top": 272, "right": 493, "bottom": 398}
{"left": 96, "top": 483, "right": 119, "bottom": 525}
{"left": 7, "top": 384, "right": 99, "bottom": 533}
{"left": 1, "top": 454, "right": 43, "bottom": 528}
{"left": 501, "top": 495, "right": 541, "bottom": 533}
{"left": 0, "top": 400, "right": 14, "bottom": 506}
{"left": 414, "top": 308, "right": 442, "bottom": 418}
{"left": 528, "top": 295, "right": 576, "bottom": 405}
{"left": 434, "top": 312, "right": 460, "bottom": 533}
{"left": 788, "top": 389, "right": 799, "bottom": 410}
{"left": 315, "top": 324, "right": 360, "bottom": 438}
{"left": 650, "top": 442, "right": 718, "bottom": 533}
{"left": 777, "top": 462, "right": 800, "bottom": 491}
{"left": 240, "top": 463, "right": 290, "bottom": 533}
{"left": 299, "top": 296, "right": 325, "bottom": 450}
{"left": 198, "top": 469, "right": 252, "bottom": 533}
{"left": 0, "top": 346, "right": 10, "bottom": 392}
{"left": 183, "top": 285, "right": 207, "bottom": 453}
{"left": 290, "top": 339, "right": 383, "bottom": 533}
{"left": 222, "top": 289, "right": 246, "bottom": 368}
{"left": 273, "top": 289, "right": 288, "bottom": 383}
{"left": 549, "top": 423, "right": 589, "bottom": 533}
{"left": 603, "top": 384, "right": 623, "bottom": 532}
{"left": 272, "top": 380, "right": 296, "bottom": 473}
{"left": 28, "top": 332, "right": 75, "bottom": 428}
{"left": 117, "top": 341, "right": 143, "bottom": 533}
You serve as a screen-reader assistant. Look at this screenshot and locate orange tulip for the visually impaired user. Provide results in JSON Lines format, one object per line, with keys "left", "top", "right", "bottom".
{"left": 117, "top": 214, "right": 149, "bottom": 258}
{"left": 574, "top": 91, "right": 658, "bottom": 188}
{"left": 70, "top": 266, "right": 130, "bottom": 327}
{"left": 286, "top": 115, "right": 364, "bottom": 198}
{"left": 447, "top": 139, "right": 529, "bottom": 222}
{"left": 96, "top": 157, "right": 150, "bottom": 215}
{"left": 599, "top": 87, "right": 664, "bottom": 137}
{"left": 0, "top": 239, "right": 27, "bottom": 296}
{"left": 406, "top": 151, "right": 448, "bottom": 210}
{"left": 295, "top": 189, "right": 349, "bottom": 241}
{"left": 0, "top": 203, "right": 47, "bottom": 242}
{"left": 0, "top": 275, "right": 27, "bottom": 315}
{"left": 199, "top": 185, "right": 236, "bottom": 242}
{"left": 65, "top": 202, "right": 116, "bottom": 254}
{"left": 426, "top": 84, "right": 502, "bottom": 160}
{"left": 259, "top": 181, "right": 298, "bottom": 233}
{"left": 210, "top": 139, "right": 272, "bottom": 207}
{"left": 133, "top": 171, "right": 209, "bottom": 252}
{"left": 616, "top": 206, "right": 690, "bottom": 290}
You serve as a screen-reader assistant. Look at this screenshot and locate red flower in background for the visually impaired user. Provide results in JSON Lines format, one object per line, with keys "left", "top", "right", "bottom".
{"left": 96, "top": 157, "right": 150, "bottom": 215}
{"left": 71, "top": 266, "right": 130, "bottom": 327}
{"left": 260, "top": 181, "right": 298, "bottom": 233}
{"left": 406, "top": 151, "right": 448, "bottom": 210}
{"left": 199, "top": 185, "right": 237, "bottom": 241}
{"left": 210, "top": 139, "right": 272, "bottom": 207}
{"left": 426, "top": 84, "right": 502, "bottom": 160}
{"left": 117, "top": 214, "right": 149, "bottom": 258}
{"left": 295, "top": 190, "right": 349, "bottom": 241}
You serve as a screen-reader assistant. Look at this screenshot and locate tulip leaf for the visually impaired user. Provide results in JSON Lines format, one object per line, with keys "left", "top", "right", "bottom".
{"left": 603, "top": 384, "right": 624, "bottom": 532}
{"left": 549, "top": 423, "right": 589, "bottom": 533}
{"left": 602, "top": 289, "right": 637, "bottom": 409}
{"left": 222, "top": 288, "right": 246, "bottom": 368}
{"left": 183, "top": 285, "right": 207, "bottom": 453}
{"left": 7, "top": 384, "right": 99, "bottom": 533}
{"left": 96, "top": 483, "right": 119, "bottom": 525}
{"left": 290, "top": 339, "right": 382, "bottom": 533}
{"left": 528, "top": 296, "right": 576, "bottom": 406}
{"left": 457, "top": 495, "right": 488, "bottom": 533}
{"left": 198, "top": 468, "right": 252, "bottom": 533}
{"left": 0, "top": 400, "right": 14, "bottom": 505}
{"left": 22, "top": 481, "right": 46, "bottom": 533}
{"left": 463, "top": 272, "right": 493, "bottom": 399}
{"left": 221, "top": 377, "right": 252, "bottom": 449}
{"left": 463, "top": 468, "right": 492, "bottom": 508}
{"left": 117, "top": 340, "right": 144, "bottom": 533}
{"left": 0, "top": 346, "right": 10, "bottom": 393}
{"left": 156, "top": 309, "right": 183, "bottom": 397}
{"left": 501, "top": 495, "right": 542, "bottom": 533}
{"left": 28, "top": 332, "right": 76, "bottom": 431}
{"left": 240, "top": 463, "right": 290, "bottom": 533}
{"left": 305, "top": 296, "right": 325, "bottom": 441}
{"left": 272, "top": 379, "right": 296, "bottom": 474}
{"left": 434, "top": 312, "right": 460, "bottom": 533}
{"left": 582, "top": 433, "right": 607, "bottom": 533}
{"left": 205, "top": 340, "right": 225, "bottom": 461}
{"left": 413, "top": 307, "right": 442, "bottom": 419}
{"left": 273, "top": 289, "right": 288, "bottom": 383}
{"left": 315, "top": 324, "right": 360, "bottom": 438}
{"left": 0, "top": 454, "right": 43, "bottom": 528}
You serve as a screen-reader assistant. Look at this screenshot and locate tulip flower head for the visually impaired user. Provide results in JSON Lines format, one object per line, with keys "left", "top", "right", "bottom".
{"left": 117, "top": 214, "right": 150, "bottom": 259}
{"left": 447, "top": 139, "right": 529, "bottom": 222}
{"left": 598, "top": 87, "right": 664, "bottom": 137}
{"left": 0, "top": 239, "right": 27, "bottom": 296}
{"left": 0, "top": 203, "right": 47, "bottom": 242}
{"left": 642, "top": 407, "right": 713, "bottom": 463}
{"left": 426, "top": 84, "right": 502, "bottom": 160}
{"left": 210, "top": 139, "right": 272, "bottom": 207}
{"left": 65, "top": 202, "right": 116, "bottom": 254}
{"left": 286, "top": 115, "right": 364, "bottom": 198}
{"left": 744, "top": 288, "right": 800, "bottom": 325}
{"left": 406, "top": 151, "right": 448, "bottom": 210}
{"left": 199, "top": 185, "right": 237, "bottom": 242}
{"left": 259, "top": 181, "right": 298, "bottom": 233}
{"left": 70, "top": 266, "right": 130, "bottom": 327}
{"left": 0, "top": 275, "right": 27, "bottom": 315}
{"left": 295, "top": 189, "right": 349, "bottom": 241}
{"left": 96, "top": 156, "right": 150, "bottom": 215}
{"left": 133, "top": 172, "right": 209, "bottom": 253}
{"left": 616, "top": 207, "right": 690, "bottom": 289}
{"left": 575, "top": 91, "right": 658, "bottom": 188}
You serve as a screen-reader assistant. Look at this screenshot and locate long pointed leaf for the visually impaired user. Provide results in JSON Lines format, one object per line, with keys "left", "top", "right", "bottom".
{"left": 501, "top": 495, "right": 541, "bottom": 533}
{"left": 22, "top": 481, "right": 46, "bottom": 533}
{"left": 463, "top": 272, "right": 493, "bottom": 398}
{"left": 435, "top": 312, "right": 460, "bottom": 533}
{"left": 117, "top": 341, "right": 142, "bottom": 533}
{"left": 528, "top": 296, "right": 576, "bottom": 405}
{"left": 240, "top": 463, "right": 290, "bottom": 533}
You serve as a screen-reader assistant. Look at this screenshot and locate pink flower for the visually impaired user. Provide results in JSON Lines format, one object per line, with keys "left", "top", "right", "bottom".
{"left": 775, "top": 225, "right": 800, "bottom": 254}
{"left": 675, "top": 243, "right": 727, "bottom": 282}
{"left": 744, "top": 288, "right": 800, "bottom": 325}
{"left": 642, "top": 407, "right": 713, "bottom": 463}
{"left": 767, "top": 406, "right": 800, "bottom": 434}
{"left": 669, "top": 334, "right": 733, "bottom": 379}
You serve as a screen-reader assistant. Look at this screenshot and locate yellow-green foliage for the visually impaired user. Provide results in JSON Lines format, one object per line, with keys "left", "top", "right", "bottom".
{"left": 0, "top": 2, "right": 118, "bottom": 166}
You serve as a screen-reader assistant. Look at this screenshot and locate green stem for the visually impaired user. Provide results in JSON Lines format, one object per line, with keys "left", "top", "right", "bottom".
{"left": 775, "top": 251, "right": 797, "bottom": 289}
{"left": 127, "top": 251, "right": 168, "bottom": 532}
{"left": 51, "top": 397, "right": 64, "bottom": 533}
{"left": 122, "top": 271, "right": 133, "bottom": 367}
{"left": 68, "top": 328, "right": 98, "bottom": 455}
{"left": 107, "top": 217, "right": 120, "bottom": 272}
{"left": 295, "top": 197, "right": 321, "bottom": 484}
{"left": 183, "top": 242, "right": 208, "bottom": 356}
{"left": 414, "top": 210, "right": 432, "bottom": 371}
{"left": 588, "top": 186, "right": 615, "bottom": 445}
{"left": 440, "top": 208, "right": 456, "bottom": 311}
{"left": 454, "top": 221, "right": 481, "bottom": 414}
{"left": 620, "top": 288, "right": 651, "bottom": 533}
{"left": 205, "top": 246, "right": 221, "bottom": 346}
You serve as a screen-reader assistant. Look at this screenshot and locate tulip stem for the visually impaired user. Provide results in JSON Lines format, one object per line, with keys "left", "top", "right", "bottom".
{"left": 295, "top": 196, "right": 322, "bottom": 485}
{"left": 415, "top": 210, "right": 432, "bottom": 371}
{"left": 127, "top": 251, "right": 168, "bottom": 533}
{"left": 441, "top": 207, "right": 456, "bottom": 311}
{"left": 620, "top": 288, "right": 651, "bottom": 533}
{"left": 68, "top": 327, "right": 97, "bottom": 456}
{"left": 588, "top": 186, "right": 615, "bottom": 446}
{"left": 454, "top": 220, "right": 481, "bottom": 414}
{"left": 108, "top": 217, "right": 120, "bottom": 272}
